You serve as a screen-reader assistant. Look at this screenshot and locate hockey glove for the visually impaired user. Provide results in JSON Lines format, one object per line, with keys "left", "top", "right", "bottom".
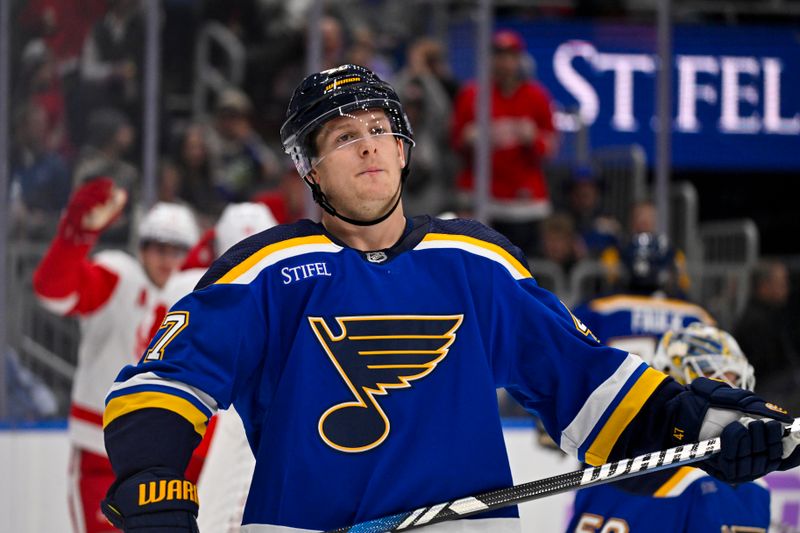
{"left": 58, "top": 177, "right": 127, "bottom": 244}
{"left": 669, "top": 377, "right": 798, "bottom": 483}
{"left": 101, "top": 467, "right": 199, "bottom": 532}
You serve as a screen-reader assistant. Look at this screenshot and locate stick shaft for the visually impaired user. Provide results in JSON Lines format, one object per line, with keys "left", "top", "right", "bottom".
{"left": 327, "top": 417, "right": 800, "bottom": 533}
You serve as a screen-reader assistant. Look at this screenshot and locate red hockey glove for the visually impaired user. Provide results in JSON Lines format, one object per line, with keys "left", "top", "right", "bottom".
{"left": 101, "top": 467, "right": 199, "bottom": 532}
{"left": 58, "top": 177, "right": 128, "bottom": 244}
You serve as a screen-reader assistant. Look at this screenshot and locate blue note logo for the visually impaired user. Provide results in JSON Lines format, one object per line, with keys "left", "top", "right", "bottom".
{"left": 309, "top": 314, "right": 464, "bottom": 453}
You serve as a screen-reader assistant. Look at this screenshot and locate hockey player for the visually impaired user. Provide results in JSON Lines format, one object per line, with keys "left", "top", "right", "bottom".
{"left": 573, "top": 232, "right": 712, "bottom": 359}
{"left": 568, "top": 324, "right": 771, "bottom": 532}
{"left": 32, "top": 178, "right": 200, "bottom": 533}
{"left": 181, "top": 202, "right": 278, "bottom": 270}
{"left": 100, "top": 65, "right": 800, "bottom": 532}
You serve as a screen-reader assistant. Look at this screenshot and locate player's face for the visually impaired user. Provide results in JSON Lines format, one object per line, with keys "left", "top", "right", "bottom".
{"left": 311, "top": 108, "right": 405, "bottom": 220}
{"left": 140, "top": 242, "right": 188, "bottom": 288}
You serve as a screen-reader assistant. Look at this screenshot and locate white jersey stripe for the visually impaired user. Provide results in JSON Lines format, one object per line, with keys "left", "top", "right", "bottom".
{"left": 560, "top": 353, "right": 644, "bottom": 457}
{"left": 413, "top": 240, "right": 528, "bottom": 280}
{"left": 106, "top": 371, "right": 218, "bottom": 413}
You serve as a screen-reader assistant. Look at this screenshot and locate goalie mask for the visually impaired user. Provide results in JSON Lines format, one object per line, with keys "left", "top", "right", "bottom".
{"left": 280, "top": 64, "right": 414, "bottom": 226}
{"left": 652, "top": 323, "right": 756, "bottom": 391}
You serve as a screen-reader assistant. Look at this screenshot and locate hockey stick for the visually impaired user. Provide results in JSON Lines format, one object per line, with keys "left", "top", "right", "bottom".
{"left": 327, "top": 417, "right": 800, "bottom": 533}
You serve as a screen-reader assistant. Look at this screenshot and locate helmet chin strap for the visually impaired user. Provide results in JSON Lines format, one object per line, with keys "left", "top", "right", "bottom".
{"left": 304, "top": 151, "right": 412, "bottom": 228}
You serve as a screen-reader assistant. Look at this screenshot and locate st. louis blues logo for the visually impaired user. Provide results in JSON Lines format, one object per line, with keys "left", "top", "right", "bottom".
{"left": 308, "top": 314, "right": 464, "bottom": 453}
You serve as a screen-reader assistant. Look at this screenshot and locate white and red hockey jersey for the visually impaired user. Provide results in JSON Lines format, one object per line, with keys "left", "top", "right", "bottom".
{"left": 33, "top": 238, "right": 202, "bottom": 455}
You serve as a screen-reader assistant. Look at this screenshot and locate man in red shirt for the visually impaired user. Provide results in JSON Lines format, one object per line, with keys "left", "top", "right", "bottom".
{"left": 451, "top": 29, "right": 557, "bottom": 256}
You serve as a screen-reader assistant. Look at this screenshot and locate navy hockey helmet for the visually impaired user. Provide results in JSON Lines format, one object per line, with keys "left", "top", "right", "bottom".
{"left": 622, "top": 232, "right": 677, "bottom": 294}
{"left": 281, "top": 64, "right": 414, "bottom": 180}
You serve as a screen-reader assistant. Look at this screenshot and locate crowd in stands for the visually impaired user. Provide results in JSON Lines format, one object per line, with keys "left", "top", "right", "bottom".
{"left": 7, "top": 0, "right": 799, "bottom": 419}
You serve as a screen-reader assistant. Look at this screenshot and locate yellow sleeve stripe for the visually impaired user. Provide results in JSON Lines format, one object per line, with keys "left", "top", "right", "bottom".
{"left": 216, "top": 235, "right": 339, "bottom": 285}
{"left": 418, "top": 233, "right": 532, "bottom": 279}
{"left": 654, "top": 466, "right": 695, "bottom": 497}
{"left": 584, "top": 367, "right": 667, "bottom": 466}
{"left": 104, "top": 391, "right": 209, "bottom": 437}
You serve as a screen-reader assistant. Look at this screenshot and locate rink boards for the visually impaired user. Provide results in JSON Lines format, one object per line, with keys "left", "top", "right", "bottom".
{"left": 1, "top": 422, "right": 798, "bottom": 531}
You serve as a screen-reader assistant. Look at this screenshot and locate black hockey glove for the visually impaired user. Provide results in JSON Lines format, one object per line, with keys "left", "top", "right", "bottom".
{"left": 101, "top": 467, "right": 199, "bottom": 532}
{"left": 668, "top": 377, "right": 800, "bottom": 483}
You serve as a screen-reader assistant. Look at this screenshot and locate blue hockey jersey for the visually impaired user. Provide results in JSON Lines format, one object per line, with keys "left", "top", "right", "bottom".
{"left": 573, "top": 294, "right": 715, "bottom": 360}
{"left": 104, "top": 217, "right": 677, "bottom": 531}
{"left": 567, "top": 466, "right": 770, "bottom": 532}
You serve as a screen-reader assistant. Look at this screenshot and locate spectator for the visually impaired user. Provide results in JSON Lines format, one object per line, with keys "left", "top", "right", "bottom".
{"left": 346, "top": 26, "right": 394, "bottom": 81}
{"left": 157, "top": 159, "right": 183, "bottom": 206}
{"left": 72, "top": 108, "right": 139, "bottom": 243}
{"left": 538, "top": 212, "right": 585, "bottom": 275}
{"left": 601, "top": 202, "right": 690, "bottom": 297}
{"left": 79, "top": 0, "right": 144, "bottom": 131}
{"left": 17, "top": 0, "right": 107, "bottom": 145}
{"left": 403, "top": 37, "right": 461, "bottom": 103}
{"left": 204, "top": 88, "right": 280, "bottom": 203}
{"left": 565, "top": 165, "right": 621, "bottom": 256}
{"left": 734, "top": 260, "right": 800, "bottom": 413}
{"left": 10, "top": 102, "right": 72, "bottom": 239}
{"left": 5, "top": 348, "right": 60, "bottom": 421}
{"left": 451, "top": 29, "right": 557, "bottom": 256}
{"left": 15, "top": 39, "right": 71, "bottom": 157}
{"left": 174, "top": 124, "right": 226, "bottom": 223}
{"left": 394, "top": 44, "right": 456, "bottom": 216}
{"left": 72, "top": 108, "right": 137, "bottom": 191}
{"left": 574, "top": 232, "right": 714, "bottom": 359}
{"left": 629, "top": 199, "right": 658, "bottom": 234}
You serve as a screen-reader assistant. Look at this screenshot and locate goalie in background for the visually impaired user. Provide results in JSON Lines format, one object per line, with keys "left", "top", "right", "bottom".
{"left": 567, "top": 323, "right": 772, "bottom": 533}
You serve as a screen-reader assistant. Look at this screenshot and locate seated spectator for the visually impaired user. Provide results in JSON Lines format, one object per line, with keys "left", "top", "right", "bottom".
{"left": 346, "top": 26, "right": 394, "bottom": 81}
{"left": 734, "top": 260, "right": 800, "bottom": 413}
{"left": 204, "top": 88, "right": 280, "bottom": 202}
{"left": 600, "top": 201, "right": 690, "bottom": 297}
{"left": 10, "top": 102, "right": 72, "bottom": 239}
{"left": 79, "top": 0, "right": 144, "bottom": 130}
{"left": 565, "top": 165, "right": 621, "bottom": 256}
{"left": 394, "top": 53, "right": 455, "bottom": 216}
{"left": 17, "top": 0, "right": 107, "bottom": 146}
{"left": 174, "top": 124, "right": 227, "bottom": 223}
{"left": 72, "top": 108, "right": 139, "bottom": 243}
{"left": 538, "top": 212, "right": 585, "bottom": 275}
{"left": 5, "top": 348, "right": 60, "bottom": 421}
{"left": 16, "top": 39, "right": 71, "bottom": 158}
{"left": 629, "top": 199, "right": 658, "bottom": 234}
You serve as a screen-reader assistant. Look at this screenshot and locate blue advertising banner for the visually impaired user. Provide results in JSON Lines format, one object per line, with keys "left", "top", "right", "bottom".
{"left": 449, "top": 21, "right": 800, "bottom": 170}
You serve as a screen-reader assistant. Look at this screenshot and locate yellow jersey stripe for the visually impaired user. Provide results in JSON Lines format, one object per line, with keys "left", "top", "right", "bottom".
{"left": 419, "top": 233, "right": 532, "bottom": 279}
{"left": 216, "top": 235, "right": 337, "bottom": 285}
{"left": 584, "top": 367, "right": 667, "bottom": 466}
{"left": 104, "top": 391, "right": 209, "bottom": 437}
{"left": 654, "top": 467, "right": 694, "bottom": 497}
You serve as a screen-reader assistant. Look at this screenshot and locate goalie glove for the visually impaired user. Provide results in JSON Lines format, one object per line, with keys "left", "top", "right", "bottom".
{"left": 101, "top": 467, "right": 199, "bottom": 532}
{"left": 58, "top": 177, "right": 128, "bottom": 245}
{"left": 669, "top": 377, "right": 799, "bottom": 483}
